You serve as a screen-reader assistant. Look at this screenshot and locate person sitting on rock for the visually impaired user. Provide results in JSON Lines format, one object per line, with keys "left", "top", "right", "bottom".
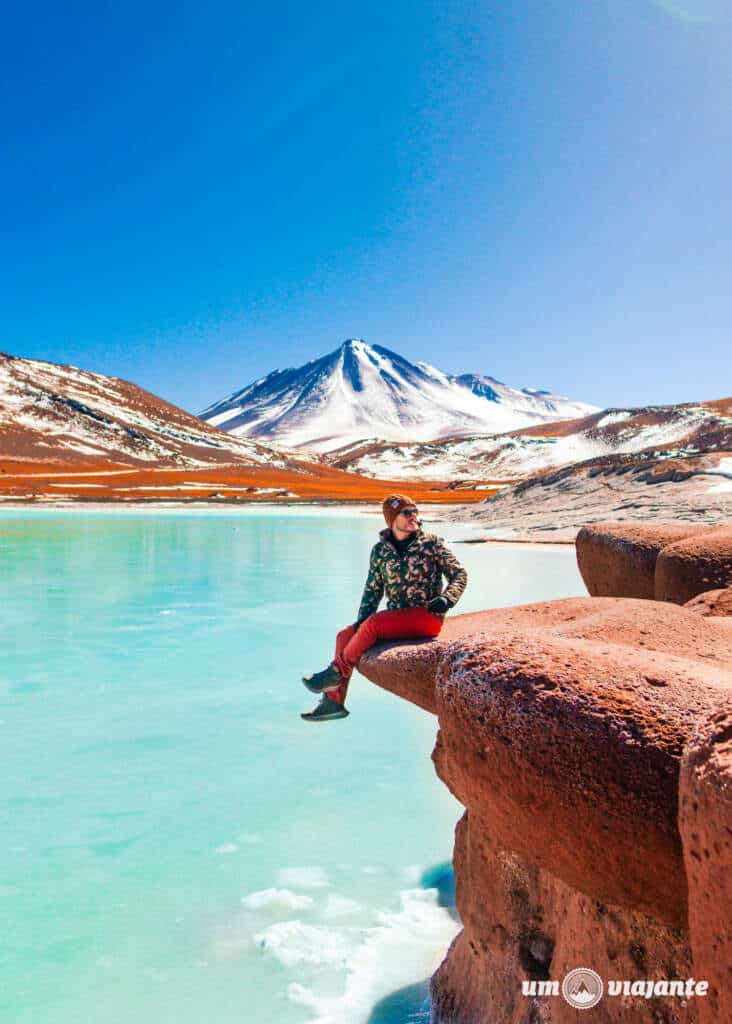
{"left": 301, "top": 494, "right": 468, "bottom": 722}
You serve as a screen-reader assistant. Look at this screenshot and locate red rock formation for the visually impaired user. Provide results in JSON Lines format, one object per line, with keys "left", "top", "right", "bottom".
{"left": 576, "top": 523, "right": 732, "bottom": 605}
{"left": 679, "top": 698, "right": 732, "bottom": 1024}
{"left": 358, "top": 594, "right": 732, "bottom": 1023}
{"left": 656, "top": 526, "right": 732, "bottom": 605}
{"left": 684, "top": 587, "right": 732, "bottom": 618}
{"left": 432, "top": 814, "right": 694, "bottom": 1024}
{"left": 356, "top": 611, "right": 501, "bottom": 714}
{"left": 576, "top": 523, "right": 700, "bottom": 599}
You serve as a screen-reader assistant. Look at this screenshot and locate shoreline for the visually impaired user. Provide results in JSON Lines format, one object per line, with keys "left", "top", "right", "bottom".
{"left": 0, "top": 500, "right": 576, "bottom": 547}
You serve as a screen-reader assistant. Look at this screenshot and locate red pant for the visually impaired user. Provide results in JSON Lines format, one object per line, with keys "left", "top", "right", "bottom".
{"left": 330, "top": 607, "right": 443, "bottom": 704}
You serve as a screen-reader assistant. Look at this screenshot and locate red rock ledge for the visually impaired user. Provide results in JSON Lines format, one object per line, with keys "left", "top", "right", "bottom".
{"left": 576, "top": 522, "right": 732, "bottom": 604}
{"left": 358, "top": 594, "right": 732, "bottom": 1022}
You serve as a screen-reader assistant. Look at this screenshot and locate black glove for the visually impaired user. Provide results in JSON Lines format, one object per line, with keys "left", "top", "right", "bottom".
{"left": 427, "top": 595, "right": 450, "bottom": 615}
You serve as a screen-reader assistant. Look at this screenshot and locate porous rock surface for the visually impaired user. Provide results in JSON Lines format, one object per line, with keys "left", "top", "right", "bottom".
{"left": 679, "top": 697, "right": 732, "bottom": 1024}
{"left": 359, "top": 611, "right": 492, "bottom": 715}
{"left": 358, "top": 595, "right": 732, "bottom": 1023}
{"left": 684, "top": 586, "right": 732, "bottom": 618}
{"left": 431, "top": 813, "right": 694, "bottom": 1024}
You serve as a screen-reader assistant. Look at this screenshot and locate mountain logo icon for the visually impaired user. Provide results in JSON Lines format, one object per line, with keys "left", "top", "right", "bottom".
{"left": 562, "top": 968, "right": 604, "bottom": 1009}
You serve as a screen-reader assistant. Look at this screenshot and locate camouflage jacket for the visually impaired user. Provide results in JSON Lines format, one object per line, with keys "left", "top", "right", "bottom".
{"left": 356, "top": 529, "right": 468, "bottom": 623}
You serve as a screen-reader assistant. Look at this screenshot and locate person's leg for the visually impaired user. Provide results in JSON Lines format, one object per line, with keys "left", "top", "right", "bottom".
{"left": 330, "top": 607, "right": 442, "bottom": 705}
{"left": 333, "top": 623, "right": 356, "bottom": 682}
{"left": 303, "top": 622, "right": 356, "bottom": 692}
{"left": 300, "top": 621, "right": 358, "bottom": 721}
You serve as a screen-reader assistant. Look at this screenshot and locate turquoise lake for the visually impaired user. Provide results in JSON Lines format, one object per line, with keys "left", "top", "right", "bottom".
{"left": 0, "top": 508, "right": 585, "bottom": 1024}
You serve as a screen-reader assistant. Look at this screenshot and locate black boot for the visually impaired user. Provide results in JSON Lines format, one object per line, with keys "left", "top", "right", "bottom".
{"left": 301, "top": 694, "right": 350, "bottom": 722}
{"left": 302, "top": 662, "right": 343, "bottom": 694}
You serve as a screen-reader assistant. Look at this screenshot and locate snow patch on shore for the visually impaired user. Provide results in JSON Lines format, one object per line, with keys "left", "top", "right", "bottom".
{"left": 282, "top": 888, "right": 459, "bottom": 1024}
{"left": 707, "top": 456, "right": 732, "bottom": 493}
{"left": 243, "top": 888, "right": 315, "bottom": 912}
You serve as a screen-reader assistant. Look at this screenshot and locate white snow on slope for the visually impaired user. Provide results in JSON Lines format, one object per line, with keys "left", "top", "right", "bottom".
{"left": 0, "top": 353, "right": 293, "bottom": 468}
{"left": 200, "top": 339, "right": 598, "bottom": 453}
{"left": 707, "top": 455, "right": 732, "bottom": 493}
{"left": 332, "top": 404, "right": 729, "bottom": 481}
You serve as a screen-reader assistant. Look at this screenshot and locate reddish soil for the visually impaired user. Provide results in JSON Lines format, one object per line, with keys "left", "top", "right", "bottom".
{"left": 0, "top": 458, "right": 498, "bottom": 505}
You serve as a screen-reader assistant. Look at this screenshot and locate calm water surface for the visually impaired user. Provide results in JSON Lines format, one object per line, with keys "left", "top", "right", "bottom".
{"left": 0, "top": 509, "right": 584, "bottom": 1024}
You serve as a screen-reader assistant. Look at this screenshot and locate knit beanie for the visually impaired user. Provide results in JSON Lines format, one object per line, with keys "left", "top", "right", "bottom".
{"left": 382, "top": 494, "right": 416, "bottom": 529}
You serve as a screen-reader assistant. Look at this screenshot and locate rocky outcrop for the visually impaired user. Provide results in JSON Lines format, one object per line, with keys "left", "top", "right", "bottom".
{"left": 357, "top": 612, "right": 499, "bottom": 715}
{"left": 576, "top": 523, "right": 732, "bottom": 604}
{"left": 575, "top": 523, "right": 699, "bottom": 599}
{"left": 358, "top": 591, "right": 732, "bottom": 1022}
{"left": 679, "top": 698, "right": 732, "bottom": 1024}
{"left": 656, "top": 527, "right": 732, "bottom": 604}
{"left": 433, "top": 611, "right": 727, "bottom": 930}
{"left": 684, "top": 587, "right": 732, "bottom": 618}
{"left": 440, "top": 450, "right": 731, "bottom": 542}
{"left": 431, "top": 814, "right": 695, "bottom": 1024}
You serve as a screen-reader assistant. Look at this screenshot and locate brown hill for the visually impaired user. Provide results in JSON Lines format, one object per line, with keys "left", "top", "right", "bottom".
{"left": 0, "top": 350, "right": 299, "bottom": 468}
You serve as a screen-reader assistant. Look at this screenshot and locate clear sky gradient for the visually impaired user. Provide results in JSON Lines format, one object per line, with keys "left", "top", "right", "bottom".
{"left": 2, "top": 0, "right": 730, "bottom": 414}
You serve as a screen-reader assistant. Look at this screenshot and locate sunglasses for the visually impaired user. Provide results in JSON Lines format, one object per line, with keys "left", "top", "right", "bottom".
{"left": 399, "top": 508, "right": 419, "bottom": 518}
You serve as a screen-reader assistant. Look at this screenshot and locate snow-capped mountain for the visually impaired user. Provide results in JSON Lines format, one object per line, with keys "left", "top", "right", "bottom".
{"left": 0, "top": 351, "right": 306, "bottom": 469}
{"left": 326, "top": 398, "right": 732, "bottom": 481}
{"left": 200, "top": 339, "right": 598, "bottom": 452}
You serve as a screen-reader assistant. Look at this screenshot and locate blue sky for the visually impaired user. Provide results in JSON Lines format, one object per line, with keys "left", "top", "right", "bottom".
{"left": 1, "top": 0, "right": 730, "bottom": 413}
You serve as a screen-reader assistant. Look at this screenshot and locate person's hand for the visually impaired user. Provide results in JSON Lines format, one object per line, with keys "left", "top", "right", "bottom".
{"left": 427, "top": 595, "right": 450, "bottom": 615}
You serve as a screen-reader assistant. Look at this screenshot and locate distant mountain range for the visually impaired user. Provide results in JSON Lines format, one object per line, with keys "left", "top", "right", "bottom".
{"left": 199, "top": 338, "right": 599, "bottom": 452}
{"left": 1, "top": 347, "right": 729, "bottom": 506}
{"left": 326, "top": 398, "right": 732, "bottom": 481}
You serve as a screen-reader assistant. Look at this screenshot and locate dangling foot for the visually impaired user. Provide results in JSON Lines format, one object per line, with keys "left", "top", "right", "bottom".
{"left": 301, "top": 694, "right": 350, "bottom": 722}
{"left": 302, "top": 662, "right": 343, "bottom": 694}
